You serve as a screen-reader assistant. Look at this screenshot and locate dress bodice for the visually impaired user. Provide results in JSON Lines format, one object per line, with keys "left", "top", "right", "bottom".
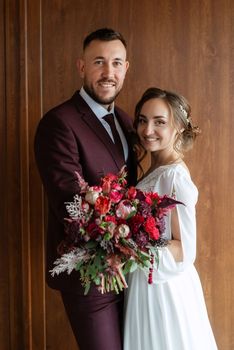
{"left": 137, "top": 164, "right": 199, "bottom": 281}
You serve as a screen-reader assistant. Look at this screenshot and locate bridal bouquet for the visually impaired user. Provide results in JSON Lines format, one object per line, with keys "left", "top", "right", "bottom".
{"left": 50, "top": 167, "right": 181, "bottom": 294}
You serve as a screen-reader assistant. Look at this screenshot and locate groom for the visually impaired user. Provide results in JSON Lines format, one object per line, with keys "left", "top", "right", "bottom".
{"left": 34, "top": 28, "right": 137, "bottom": 350}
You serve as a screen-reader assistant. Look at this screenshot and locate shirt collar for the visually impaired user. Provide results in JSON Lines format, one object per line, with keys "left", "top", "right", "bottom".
{"left": 79, "top": 87, "right": 115, "bottom": 119}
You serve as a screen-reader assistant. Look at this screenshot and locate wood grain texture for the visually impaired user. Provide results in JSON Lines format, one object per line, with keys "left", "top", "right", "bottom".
{"left": 3, "top": 0, "right": 24, "bottom": 348}
{"left": 25, "top": 0, "right": 46, "bottom": 348}
{"left": 1, "top": 0, "right": 233, "bottom": 349}
{"left": 0, "top": 1, "right": 10, "bottom": 348}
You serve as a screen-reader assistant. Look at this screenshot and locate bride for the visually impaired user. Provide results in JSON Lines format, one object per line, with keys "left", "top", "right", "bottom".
{"left": 124, "top": 87, "right": 218, "bottom": 350}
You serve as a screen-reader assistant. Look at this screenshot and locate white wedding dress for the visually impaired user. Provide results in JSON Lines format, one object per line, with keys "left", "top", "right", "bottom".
{"left": 124, "top": 164, "right": 218, "bottom": 350}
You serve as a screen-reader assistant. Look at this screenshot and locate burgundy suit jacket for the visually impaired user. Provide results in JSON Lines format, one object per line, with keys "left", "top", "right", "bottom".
{"left": 34, "top": 91, "right": 137, "bottom": 294}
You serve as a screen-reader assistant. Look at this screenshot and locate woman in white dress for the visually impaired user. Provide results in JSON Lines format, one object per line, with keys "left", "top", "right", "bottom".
{"left": 124, "top": 88, "right": 218, "bottom": 350}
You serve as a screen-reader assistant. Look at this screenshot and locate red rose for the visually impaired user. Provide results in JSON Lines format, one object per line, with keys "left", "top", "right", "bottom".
{"left": 105, "top": 215, "right": 117, "bottom": 224}
{"left": 109, "top": 190, "right": 123, "bottom": 203}
{"left": 126, "top": 186, "right": 137, "bottom": 199}
{"left": 129, "top": 214, "right": 145, "bottom": 234}
{"left": 95, "top": 196, "right": 111, "bottom": 215}
{"left": 112, "top": 182, "right": 122, "bottom": 191}
{"left": 145, "top": 192, "right": 161, "bottom": 205}
{"left": 144, "top": 216, "right": 160, "bottom": 240}
{"left": 86, "top": 222, "right": 103, "bottom": 239}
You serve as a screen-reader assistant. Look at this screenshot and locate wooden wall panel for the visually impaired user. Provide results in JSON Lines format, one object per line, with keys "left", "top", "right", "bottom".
{"left": 1, "top": 0, "right": 234, "bottom": 349}
{"left": 25, "top": 0, "right": 46, "bottom": 348}
{"left": 0, "top": 1, "right": 9, "bottom": 348}
{"left": 3, "top": 0, "right": 24, "bottom": 348}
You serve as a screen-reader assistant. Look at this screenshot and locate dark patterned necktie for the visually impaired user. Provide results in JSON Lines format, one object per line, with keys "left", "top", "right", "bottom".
{"left": 103, "top": 114, "right": 124, "bottom": 160}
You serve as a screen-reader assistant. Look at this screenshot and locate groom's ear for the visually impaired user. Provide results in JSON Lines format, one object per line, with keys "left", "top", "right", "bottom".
{"left": 77, "top": 58, "right": 85, "bottom": 79}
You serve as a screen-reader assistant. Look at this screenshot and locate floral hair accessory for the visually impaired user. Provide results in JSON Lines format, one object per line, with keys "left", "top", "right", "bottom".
{"left": 179, "top": 104, "right": 190, "bottom": 124}
{"left": 50, "top": 167, "right": 183, "bottom": 294}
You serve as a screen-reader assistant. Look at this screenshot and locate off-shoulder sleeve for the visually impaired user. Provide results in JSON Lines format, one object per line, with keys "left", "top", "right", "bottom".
{"left": 150, "top": 166, "right": 199, "bottom": 283}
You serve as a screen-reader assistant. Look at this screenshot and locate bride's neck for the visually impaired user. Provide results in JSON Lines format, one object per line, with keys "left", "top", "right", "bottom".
{"left": 150, "top": 152, "right": 182, "bottom": 170}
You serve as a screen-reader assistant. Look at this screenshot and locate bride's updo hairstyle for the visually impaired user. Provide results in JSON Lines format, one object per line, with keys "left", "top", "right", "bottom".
{"left": 134, "top": 87, "right": 201, "bottom": 155}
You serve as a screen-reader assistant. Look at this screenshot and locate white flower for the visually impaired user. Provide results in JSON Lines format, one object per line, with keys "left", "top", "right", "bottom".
{"left": 85, "top": 188, "right": 101, "bottom": 204}
{"left": 117, "top": 224, "right": 130, "bottom": 238}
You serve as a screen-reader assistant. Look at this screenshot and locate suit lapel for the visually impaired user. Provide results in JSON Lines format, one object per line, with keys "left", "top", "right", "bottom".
{"left": 72, "top": 92, "right": 126, "bottom": 169}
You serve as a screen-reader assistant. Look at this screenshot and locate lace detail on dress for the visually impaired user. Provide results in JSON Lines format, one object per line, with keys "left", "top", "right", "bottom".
{"left": 137, "top": 164, "right": 189, "bottom": 193}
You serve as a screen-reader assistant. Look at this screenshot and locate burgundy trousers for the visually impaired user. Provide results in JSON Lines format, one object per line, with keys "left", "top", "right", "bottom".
{"left": 61, "top": 290, "right": 123, "bottom": 350}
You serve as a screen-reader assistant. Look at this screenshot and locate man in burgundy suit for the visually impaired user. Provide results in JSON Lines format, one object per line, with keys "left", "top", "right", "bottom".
{"left": 34, "top": 28, "right": 137, "bottom": 350}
